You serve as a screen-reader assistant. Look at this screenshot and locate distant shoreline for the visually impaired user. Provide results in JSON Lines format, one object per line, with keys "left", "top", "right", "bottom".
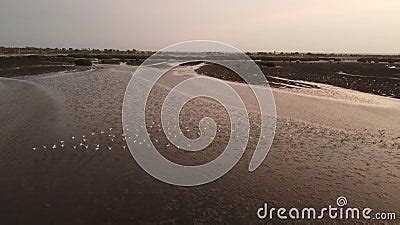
{"left": 1, "top": 46, "right": 400, "bottom": 62}
{"left": 1, "top": 54, "right": 399, "bottom": 99}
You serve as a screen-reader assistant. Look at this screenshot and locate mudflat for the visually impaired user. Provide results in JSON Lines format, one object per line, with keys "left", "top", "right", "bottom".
{"left": 0, "top": 63, "right": 399, "bottom": 224}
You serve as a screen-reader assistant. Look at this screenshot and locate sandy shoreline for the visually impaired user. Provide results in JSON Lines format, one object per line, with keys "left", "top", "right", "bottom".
{"left": 0, "top": 64, "right": 399, "bottom": 224}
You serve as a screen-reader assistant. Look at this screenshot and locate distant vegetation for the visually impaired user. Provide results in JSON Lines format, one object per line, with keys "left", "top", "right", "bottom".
{"left": 98, "top": 59, "right": 121, "bottom": 65}
{"left": 357, "top": 57, "right": 400, "bottom": 63}
{"left": 1, "top": 46, "right": 399, "bottom": 65}
{"left": 256, "top": 61, "right": 277, "bottom": 67}
{"left": 68, "top": 53, "right": 150, "bottom": 60}
{"left": 74, "top": 59, "right": 92, "bottom": 66}
{"left": 0, "top": 46, "right": 153, "bottom": 61}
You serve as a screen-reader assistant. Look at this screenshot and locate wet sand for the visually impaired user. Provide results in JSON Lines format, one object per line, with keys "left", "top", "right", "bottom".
{"left": 0, "top": 64, "right": 399, "bottom": 224}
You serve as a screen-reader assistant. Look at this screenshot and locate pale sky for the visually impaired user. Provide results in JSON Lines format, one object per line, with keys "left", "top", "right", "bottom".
{"left": 1, "top": 0, "right": 399, "bottom": 53}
